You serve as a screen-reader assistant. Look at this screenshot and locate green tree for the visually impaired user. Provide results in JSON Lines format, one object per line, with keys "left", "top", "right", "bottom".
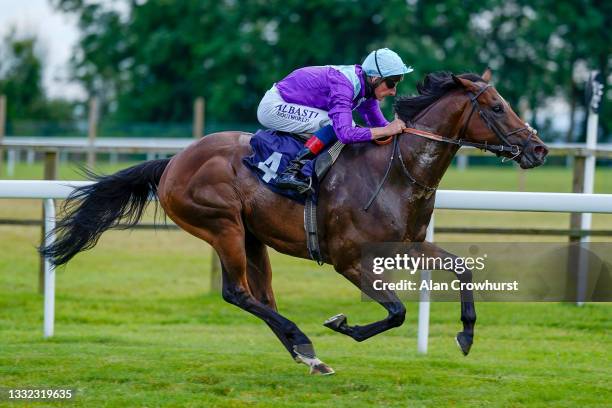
{"left": 53, "top": 0, "right": 391, "bottom": 122}
{"left": 0, "top": 30, "right": 46, "bottom": 119}
{"left": 54, "top": 0, "right": 609, "bottom": 139}
{"left": 0, "top": 29, "right": 75, "bottom": 124}
{"left": 379, "top": 0, "right": 497, "bottom": 111}
{"left": 487, "top": 0, "right": 611, "bottom": 140}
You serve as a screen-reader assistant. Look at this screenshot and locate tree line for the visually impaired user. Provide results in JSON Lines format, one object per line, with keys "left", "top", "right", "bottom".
{"left": 1, "top": 0, "right": 610, "bottom": 141}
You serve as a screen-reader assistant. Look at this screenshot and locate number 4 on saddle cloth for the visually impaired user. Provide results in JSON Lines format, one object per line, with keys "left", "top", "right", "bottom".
{"left": 242, "top": 128, "right": 344, "bottom": 204}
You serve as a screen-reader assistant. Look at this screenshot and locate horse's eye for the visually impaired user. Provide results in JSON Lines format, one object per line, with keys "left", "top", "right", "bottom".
{"left": 492, "top": 105, "right": 504, "bottom": 113}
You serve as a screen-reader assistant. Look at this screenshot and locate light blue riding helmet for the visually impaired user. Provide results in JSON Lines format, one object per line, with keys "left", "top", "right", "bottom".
{"left": 362, "top": 48, "right": 413, "bottom": 77}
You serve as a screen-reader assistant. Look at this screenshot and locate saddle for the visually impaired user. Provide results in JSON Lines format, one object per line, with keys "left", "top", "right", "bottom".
{"left": 242, "top": 129, "right": 345, "bottom": 264}
{"left": 242, "top": 129, "right": 344, "bottom": 204}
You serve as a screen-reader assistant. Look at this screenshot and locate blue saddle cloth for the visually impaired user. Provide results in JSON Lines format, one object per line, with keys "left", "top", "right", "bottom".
{"left": 242, "top": 129, "right": 324, "bottom": 204}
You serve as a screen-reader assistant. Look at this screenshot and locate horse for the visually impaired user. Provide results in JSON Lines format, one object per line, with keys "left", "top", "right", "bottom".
{"left": 41, "top": 69, "right": 548, "bottom": 375}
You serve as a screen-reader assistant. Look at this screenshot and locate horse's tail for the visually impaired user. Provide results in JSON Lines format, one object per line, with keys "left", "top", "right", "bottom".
{"left": 39, "top": 158, "right": 171, "bottom": 266}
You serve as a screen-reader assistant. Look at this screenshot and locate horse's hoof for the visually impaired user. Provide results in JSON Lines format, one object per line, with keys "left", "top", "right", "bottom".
{"left": 293, "top": 344, "right": 335, "bottom": 376}
{"left": 455, "top": 332, "right": 473, "bottom": 356}
{"left": 310, "top": 362, "right": 335, "bottom": 376}
{"left": 324, "top": 313, "right": 347, "bottom": 331}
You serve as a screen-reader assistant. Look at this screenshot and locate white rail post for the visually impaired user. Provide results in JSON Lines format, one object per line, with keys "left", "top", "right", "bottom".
{"left": 87, "top": 97, "right": 99, "bottom": 169}
{"left": 456, "top": 154, "right": 468, "bottom": 171}
{"left": 7, "top": 149, "right": 16, "bottom": 176}
{"left": 40, "top": 152, "right": 59, "bottom": 293}
{"left": 418, "top": 215, "right": 434, "bottom": 354}
{"left": 577, "top": 71, "right": 603, "bottom": 305}
{"left": 43, "top": 198, "right": 56, "bottom": 338}
{"left": 193, "top": 97, "right": 205, "bottom": 139}
{"left": 26, "top": 149, "right": 35, "bottom": 165}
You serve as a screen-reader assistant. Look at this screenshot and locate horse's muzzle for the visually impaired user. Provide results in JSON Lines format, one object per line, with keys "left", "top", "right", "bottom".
{"left": 519, "top": 142, "right": 548, "bottom": 169}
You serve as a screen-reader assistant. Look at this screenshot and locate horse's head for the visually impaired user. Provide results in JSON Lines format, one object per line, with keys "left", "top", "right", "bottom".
{"left": 452, "top": 69, "right": 548, "bottom": 169}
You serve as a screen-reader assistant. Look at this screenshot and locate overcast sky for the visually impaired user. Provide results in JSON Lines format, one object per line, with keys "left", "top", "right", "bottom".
{"left": 0, "top": 0, "right": 84, "bottom": 98}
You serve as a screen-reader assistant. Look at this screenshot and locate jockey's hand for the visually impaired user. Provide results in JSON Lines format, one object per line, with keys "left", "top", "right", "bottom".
{"left": 370, "top": 118, "right": 407, "bottom": 140}
{"left": 384, "top": 118, "right": 406, "bottom": 136}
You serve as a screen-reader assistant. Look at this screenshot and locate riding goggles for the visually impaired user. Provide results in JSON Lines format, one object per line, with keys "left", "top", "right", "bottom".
{"left": 384, "top": 75, "right": 403, "bottom": 89}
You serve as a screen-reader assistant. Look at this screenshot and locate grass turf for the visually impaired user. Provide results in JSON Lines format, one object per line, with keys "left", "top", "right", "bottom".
{"left": 0, "top": 161, "right": 611, "bottom": 407}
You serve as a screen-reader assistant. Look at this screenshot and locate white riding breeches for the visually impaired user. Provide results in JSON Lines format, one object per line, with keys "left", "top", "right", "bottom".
{"left": 256, "top": 85, "right": 332, "bottom": 136}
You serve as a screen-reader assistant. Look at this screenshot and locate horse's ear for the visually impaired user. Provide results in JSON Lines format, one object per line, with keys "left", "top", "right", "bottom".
{"left": 451, "top": 74, "right": 463, "bottom": 87}
{"left": 452, "top": 74, "right": 474, "bottom": 89}
{"left": 482, "top": 67, "right": 492, "bottom": 83}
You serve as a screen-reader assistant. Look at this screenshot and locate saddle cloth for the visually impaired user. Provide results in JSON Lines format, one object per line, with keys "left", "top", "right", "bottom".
{"left": 242, "top": 129, "right": 335, "bottom": 204}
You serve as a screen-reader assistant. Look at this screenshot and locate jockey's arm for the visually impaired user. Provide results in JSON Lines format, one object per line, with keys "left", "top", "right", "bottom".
{"left": 328, "top": 89, "right": 373, "bottom": 144}
{"left": 328, "top": 83, "right": 406, "bottom": 143}
{"left": 356, "top": 98, "right": 389, "bottom": 128}
{"left": 356, "top": 98, "right": 406, "bottom": 140}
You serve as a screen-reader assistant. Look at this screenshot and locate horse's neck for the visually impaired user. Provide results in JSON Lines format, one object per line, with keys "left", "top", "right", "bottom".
{"left": 400, "top": 95, "right": 467, "bottom": 190}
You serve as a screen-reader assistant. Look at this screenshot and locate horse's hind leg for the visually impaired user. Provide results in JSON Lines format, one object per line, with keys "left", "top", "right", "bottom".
{"left": 244, "top": 230, "right": 297, "bottom": 359}
{"left": 215, "top": 225, "right": 334, "bottom": 375}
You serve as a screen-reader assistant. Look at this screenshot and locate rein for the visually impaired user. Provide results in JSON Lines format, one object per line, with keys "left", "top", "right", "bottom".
{"left": 364, "top": 84, "right": 537, "bottom": 211}
{"left": 363, "top": 136, "right": 435, "bottom": 211}
{"left": 402, "top": 127, "right": 520, "bottom": 155}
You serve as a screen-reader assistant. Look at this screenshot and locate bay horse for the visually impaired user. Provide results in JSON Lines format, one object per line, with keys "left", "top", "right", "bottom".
{"left": 41, "top": 70, "right": 548, "bottom": 375}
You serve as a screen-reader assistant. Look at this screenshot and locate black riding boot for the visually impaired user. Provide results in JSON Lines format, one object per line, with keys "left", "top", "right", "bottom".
{"left": 276, "top": 148, "right": 315, "bottom": 192}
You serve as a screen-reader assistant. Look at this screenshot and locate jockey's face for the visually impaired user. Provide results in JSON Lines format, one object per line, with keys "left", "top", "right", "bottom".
{"left": 372, "top": 76, "right": 400, "bottom": 101}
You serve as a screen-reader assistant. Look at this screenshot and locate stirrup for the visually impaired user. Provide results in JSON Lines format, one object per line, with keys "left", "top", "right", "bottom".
{"left": 276, "top": 174, "right": 312, "bottom": 194}
{"left": 295, "top": 176, "right": 313, "bottom": 195}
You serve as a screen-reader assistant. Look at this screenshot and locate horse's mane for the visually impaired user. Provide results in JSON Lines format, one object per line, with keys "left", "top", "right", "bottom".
{"left": 393, "top": 71, "right": 483, "bottom": 122}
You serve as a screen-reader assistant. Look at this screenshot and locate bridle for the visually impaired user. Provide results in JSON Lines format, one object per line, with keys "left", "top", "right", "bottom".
{"left": 406, "top": 84, "right": 537, "bottom": 159}
{"left": 363, "top": 84, "right": 538, "bottom": 211}
{"left": 456, "top": 84, "right": 536, "bottom": 159}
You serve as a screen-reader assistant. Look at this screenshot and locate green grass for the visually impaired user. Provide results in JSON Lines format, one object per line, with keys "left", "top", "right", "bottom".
{"left": 0, "top": 161, "right": 611, "bottom": 407}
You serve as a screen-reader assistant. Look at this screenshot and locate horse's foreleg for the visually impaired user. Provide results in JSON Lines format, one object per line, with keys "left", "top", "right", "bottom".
{"left": 325, "top": 265, "right": 406, "bottom": 342}
{"left": 418, "top": 241, "right": 476, "bottom": 355}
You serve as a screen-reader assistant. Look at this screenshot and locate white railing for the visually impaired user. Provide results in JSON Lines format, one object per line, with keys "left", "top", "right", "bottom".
{"left": 1, "top": 180, "right": 611, "bottom": 350}
{"left": 0, "top": 180, "right": 92, "bottom": 199}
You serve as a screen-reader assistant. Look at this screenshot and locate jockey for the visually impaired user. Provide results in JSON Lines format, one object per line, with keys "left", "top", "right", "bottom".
{"left": 257, "top": 48, "right": 412, "bottom": 192}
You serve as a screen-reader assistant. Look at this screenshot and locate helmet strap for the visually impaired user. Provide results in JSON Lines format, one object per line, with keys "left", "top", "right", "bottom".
{"left": 374, "top": 49, "right": 383, "bottom": 77}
